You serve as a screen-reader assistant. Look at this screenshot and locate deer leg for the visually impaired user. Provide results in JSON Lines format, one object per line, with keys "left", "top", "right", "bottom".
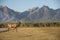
{"left": 15, "top": 27, "right": 17, "bottom": 32}
{"left": 13, "top": 27, "right": 17, "bottom": 32}
{"left": 16, "top": 28, "right": 17, "bottom": 32}
{"left": 8, "top": 27, "right": 11, "bottom": 31}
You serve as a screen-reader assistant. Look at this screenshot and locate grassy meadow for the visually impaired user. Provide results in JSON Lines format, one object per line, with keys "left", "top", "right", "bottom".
{"left": 0, "top": 27, "right": 60, "bottom": 40}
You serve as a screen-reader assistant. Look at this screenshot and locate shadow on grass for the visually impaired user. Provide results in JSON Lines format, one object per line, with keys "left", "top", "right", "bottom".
{"left": 0, "top": 30, "right": 9, "bottom": 33}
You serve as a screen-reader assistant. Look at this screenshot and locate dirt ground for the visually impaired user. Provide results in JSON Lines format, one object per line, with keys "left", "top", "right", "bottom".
{"left": 0, "top": 27, "right": 60, "bottom": 40}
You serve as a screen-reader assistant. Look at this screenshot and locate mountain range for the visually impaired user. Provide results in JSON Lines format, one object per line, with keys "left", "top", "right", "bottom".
{"left": 0, "top": 6, "right": 60, "bottom": 23}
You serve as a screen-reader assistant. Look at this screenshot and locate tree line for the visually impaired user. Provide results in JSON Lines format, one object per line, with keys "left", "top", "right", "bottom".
{"left": 0, "top": 22, "right": 60, "bottom": 28}
{"left": 21, "top": 22, "right": 60, "bottom": 27}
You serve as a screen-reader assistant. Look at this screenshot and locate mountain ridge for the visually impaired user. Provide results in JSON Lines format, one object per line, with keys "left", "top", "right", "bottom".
{"left": 0, "top": 6, "right": 60, "bottom": 23}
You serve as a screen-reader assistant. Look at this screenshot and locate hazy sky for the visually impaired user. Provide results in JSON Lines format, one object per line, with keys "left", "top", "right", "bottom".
{"left": 0, "top": 0, "right": 60, "bottom": 12}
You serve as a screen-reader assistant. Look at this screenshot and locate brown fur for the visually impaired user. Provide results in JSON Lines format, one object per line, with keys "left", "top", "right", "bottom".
{"left": 7, "top": 22, "right": 21, "bottom": 32}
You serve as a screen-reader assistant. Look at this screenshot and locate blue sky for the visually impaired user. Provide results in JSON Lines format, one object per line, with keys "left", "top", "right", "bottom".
{"left": 0, "top": 0, "right": 60, "bottom": 12}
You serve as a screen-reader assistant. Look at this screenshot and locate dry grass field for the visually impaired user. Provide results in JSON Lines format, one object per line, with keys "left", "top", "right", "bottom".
{"left": 0, "top": 27, "right": 60, "bottom": 40}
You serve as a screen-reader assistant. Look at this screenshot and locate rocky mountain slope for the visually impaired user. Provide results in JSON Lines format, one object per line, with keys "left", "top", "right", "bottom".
{"left": 0, "top": 6, "right": 60, "bottom": 22}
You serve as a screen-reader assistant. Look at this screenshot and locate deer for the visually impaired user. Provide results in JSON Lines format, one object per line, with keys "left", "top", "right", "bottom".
{"left": 7, "top": 22, "right": 21, "bottom": 32}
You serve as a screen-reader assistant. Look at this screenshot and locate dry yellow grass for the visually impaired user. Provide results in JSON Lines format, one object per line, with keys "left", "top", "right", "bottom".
{"left": 0, "top": 27, "right": 60, "bottom": 40}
